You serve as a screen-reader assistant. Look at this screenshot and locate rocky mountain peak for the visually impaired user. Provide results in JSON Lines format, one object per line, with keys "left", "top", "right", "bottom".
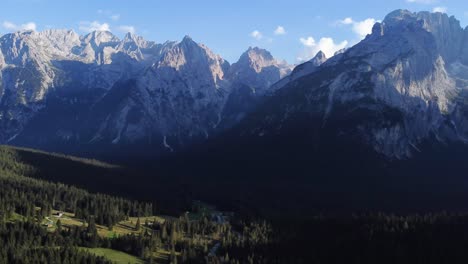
{"left": 226, "top": 47, "right": 292, "bottom": 97}
{"left": 175, "top": 35, "right": 201, "bottom": 53}
{"left": 179, "top": 35, "right": 199, "bottom": 49}
{"left": 156, "top": 36, "right": 227, "bottom": 77}
{"left": 40, "top": 29, "right": 79, "bottom": 39}
{"left": 383, "top": 9, "right": 416, "bottom": 25}
{"left": 315, "top": 50, "right": 326, "bottom": 59}
{"left": 122, "top": 32, "right": 154, "bottom": 47}
{"left": 82, "top": 31, "right": 119, "bottom": 48}
{"left": 122, "top": 32, "right": 141, "bottom": 45}
{"left": 182, "top": 35, "right": 193, "bottom": 41}
{"left": 123, "top": 32, "right": 136, "bottom": 40}
{"left": 37, "top": 29, "right": 81, "bottom": 59}
{"left": 276, "top": 51, "right": 327, "bottom": 86}
{"left": 379, "top": 10, "right": 465, "bottom": 64}
{"left": 310, "top": 51, "right": 327, "bottom": 66}
{"left": 0, "top": 31, "right": 48, "bottom": 65}
{"left": 116, "top": 32, "right": 151, "bottom": 61}
{"left": 236, "top": 47, "right": 277, "bottom": 73}
{"left": 246, "top": 47, "right": 274, "bottom": 59}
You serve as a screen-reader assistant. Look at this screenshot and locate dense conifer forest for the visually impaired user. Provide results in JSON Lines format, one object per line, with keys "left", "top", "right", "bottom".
{"left": 0, "top": 146, "right": 273, "bottom": 263}
{"left": 5, "top": 145, "right": 468, "bottom": 263}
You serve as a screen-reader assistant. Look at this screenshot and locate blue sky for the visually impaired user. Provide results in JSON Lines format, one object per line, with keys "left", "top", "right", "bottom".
{"left": 0, "top": 0, "right": 467, "bottom": 64}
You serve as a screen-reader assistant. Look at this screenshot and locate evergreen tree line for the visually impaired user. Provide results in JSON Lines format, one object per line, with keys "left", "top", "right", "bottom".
{"left": 0, "top": 167, "right": 153, "bottom": 226}
{"left": 0, "top": 221, "right": 111, "bottom": 264}
{"left": 0, "top": 146, "right": 230, "bottom": 263}
{"left": 211, "top": 213, "right": 468, "bottom": 264}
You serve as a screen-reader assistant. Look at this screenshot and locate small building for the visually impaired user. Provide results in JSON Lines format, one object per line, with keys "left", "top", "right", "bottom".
{"left": 54, "top": 212, "right": 64, "bottom": 218}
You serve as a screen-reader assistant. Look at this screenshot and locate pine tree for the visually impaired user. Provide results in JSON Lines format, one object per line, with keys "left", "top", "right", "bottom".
{"left": 162, "top": 224, "right": 168, "bottom": 241}
{"left": 56, "top": 219, "right": 62, "bottom": 233}
{"left": 135, "top": 218, "right": 141, "bottom": 231}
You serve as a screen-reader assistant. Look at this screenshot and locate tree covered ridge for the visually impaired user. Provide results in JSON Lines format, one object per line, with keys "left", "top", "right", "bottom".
{"left": 1, "top": 145, "right": 119, "bottom": 169}
{"left": 0, "top": 145, "right": 272, "bottom": 263}
{"left": 0, "top": 145, "right": 153, "bottom": 227}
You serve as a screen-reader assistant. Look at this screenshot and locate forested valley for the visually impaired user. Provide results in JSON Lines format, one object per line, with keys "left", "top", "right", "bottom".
{"left": 4, "top": 145, "right": 468, "bottom": 263}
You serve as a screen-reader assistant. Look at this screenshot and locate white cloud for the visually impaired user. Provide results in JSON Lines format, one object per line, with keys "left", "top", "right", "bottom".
{"left": 298, "top": 36, "right": 348, "bottom": 61}
{"left": 79, "top": 21, "right": 110, "bottom": 32}
{"left": 111, "top": 14, "right": 121, "bottom": 21}
{"left": 118, "top": 25, "right": 136, "bottom": 34}
{"left": 274, "top": 26, "right": 286, "bottom": 35}
{"left": 22, "top": 22, "right": 37, "bottom": 31}
{"left": 339, "top": 17, "right": 378, "bottom": 39}
{"left": 2, "top": 21, "right": 37, "bottom": 31}
{"left": 2, "top": 21, "right": 16, "bottom": 30}
{"left": 340, "top": 17, "right": 354, "bottom": 25}
{"left": 433, "top": 6, "right": 447, "bottom": 13}
{"left": 406, "top": 0, "right": 437, "bottom": 3}
{"left": 352, "top": 18, "right": 377, "bottom": 39}
{"left": 300, "top": 37, "right": 316, "bottom": 47}
{"left": 250, "top": 30, "right": 263, "bottom": 40}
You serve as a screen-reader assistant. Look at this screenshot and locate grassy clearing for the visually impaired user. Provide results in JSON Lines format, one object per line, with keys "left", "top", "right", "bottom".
{"left": 97, "top": 216, "right": 166, "bottom": 238}
{"left": 79, "top": 247, "right": 145, "bottom": 264}
{"left": 11, "top": 207, "right": 221, "bottom": 263}
{"left": 41, "top": 210, "right": 166, "bottom": 239}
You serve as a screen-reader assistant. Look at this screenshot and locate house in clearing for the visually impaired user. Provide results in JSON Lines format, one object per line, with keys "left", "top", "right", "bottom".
{"left": 54, "top": 212, "right": 64, "bottom": 218}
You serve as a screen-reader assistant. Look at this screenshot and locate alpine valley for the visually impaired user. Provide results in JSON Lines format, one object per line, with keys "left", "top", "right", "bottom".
{"left": 5, "top": 8, "right": 468, "bottom": 264}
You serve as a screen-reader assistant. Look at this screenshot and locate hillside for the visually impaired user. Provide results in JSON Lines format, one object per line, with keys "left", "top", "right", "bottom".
{"left": 0, "top": 145, "right": 202, "bottom": 216}
{"left": 0, "top": 145, "right": 258, "bottom": 264}
{"left": 0, "top": 145, "right": 133, "bottom": 195}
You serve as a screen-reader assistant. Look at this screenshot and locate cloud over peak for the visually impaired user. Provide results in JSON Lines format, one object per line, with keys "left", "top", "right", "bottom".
{"left": 79, "top": 21, "right": 110, "bottom": 32}
{"left": 2, "top": 21, "right": 37, "bottom": 32}
{"left": 298, "top": 36, "right": 348, "bottom": 61}
{"left": 250, "top": 30, "right": 263, "bottom": 40}
{"left": 339, "top": 17, "right": 378, "bottom": 39}
{"left": 433, "top": 6, "right": 447, "bottom": 13}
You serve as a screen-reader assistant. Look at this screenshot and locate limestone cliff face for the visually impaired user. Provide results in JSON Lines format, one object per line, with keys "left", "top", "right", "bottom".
{"left": 236, "top": 10, "right": 468, "bottom": 159}
{"left": 0, "top": 29, "right": 291, "bottom": 152}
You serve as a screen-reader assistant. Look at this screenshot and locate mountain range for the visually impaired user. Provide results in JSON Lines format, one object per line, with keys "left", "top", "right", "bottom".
{"left": 0, "top": 30, "right": 292, "bottom": 155}
{"left": 2, "top": 9, "right": 468, "bottom": 164}
{"left": 228, "top": 9, "right": 468, "bottom": 160}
